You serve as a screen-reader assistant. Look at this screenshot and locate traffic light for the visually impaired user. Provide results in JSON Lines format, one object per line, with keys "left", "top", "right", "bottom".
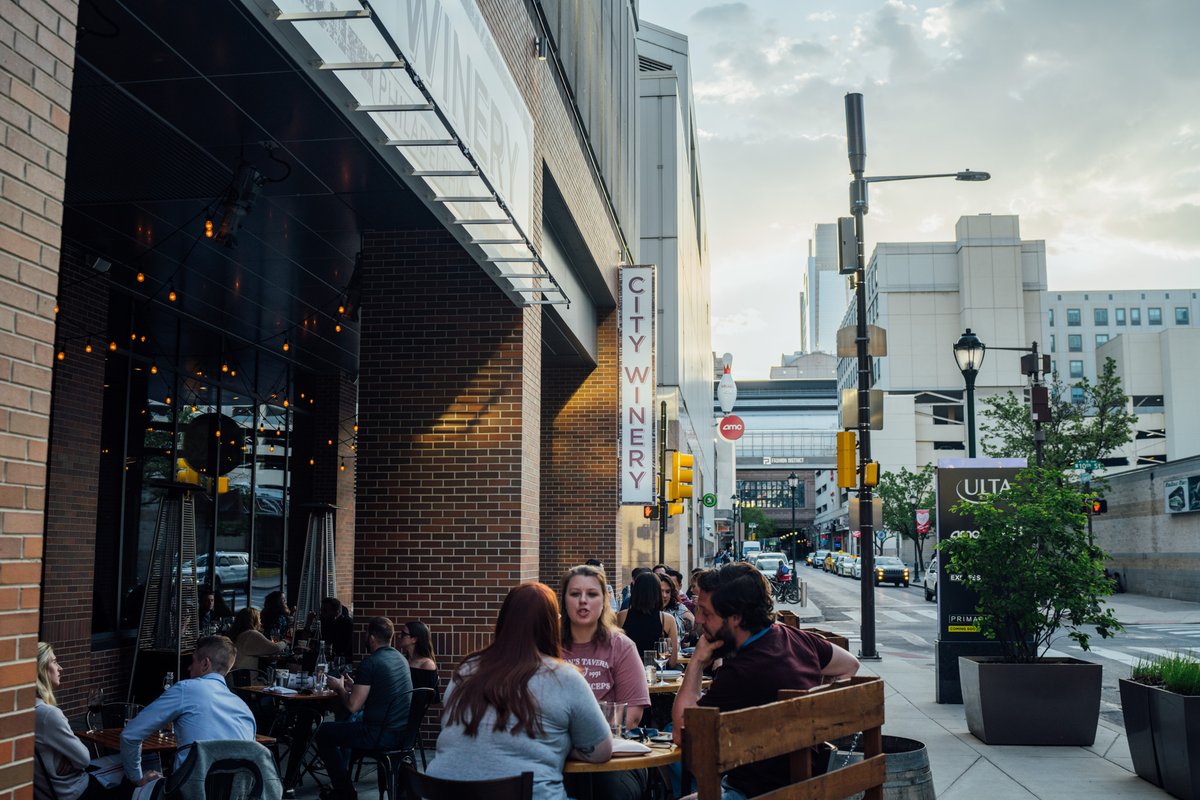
{"left": 643, "top": 505, "right": 658, "bottom": 520}
{"left": 667, "top": 452, "right": 695, "bottom": 502}
{"left": 1091, "top": 498, "right": 1108, "bottom": 514}
{"left": 668, "top": 502, "right": 685, "bottom": 517}
{"left": 836, "top": 431, "right": 857, "bottom": 488}
{"left": 863, "top": 461, "right": 880, "bottom": 487}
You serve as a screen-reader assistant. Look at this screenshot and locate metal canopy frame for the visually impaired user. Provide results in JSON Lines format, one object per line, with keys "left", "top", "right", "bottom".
{"left": 262, "top": 1, "right": 569, "bottom": 308}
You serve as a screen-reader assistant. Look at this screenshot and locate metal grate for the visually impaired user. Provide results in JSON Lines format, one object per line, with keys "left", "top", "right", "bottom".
{"left": 295, "top": 507, "right": 337, "bottom": 629}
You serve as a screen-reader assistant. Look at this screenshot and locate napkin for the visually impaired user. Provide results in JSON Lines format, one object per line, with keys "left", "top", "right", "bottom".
{"left": 264, "top": 686, "right": 298, "bottom": 695}
{"left": 610, "top": 738, "right": 652, "bottom": 756}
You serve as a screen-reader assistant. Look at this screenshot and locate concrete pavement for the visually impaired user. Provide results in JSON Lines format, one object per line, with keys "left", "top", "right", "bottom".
{"left": 804, "top": 590, "right": 1200, "bottom": 799}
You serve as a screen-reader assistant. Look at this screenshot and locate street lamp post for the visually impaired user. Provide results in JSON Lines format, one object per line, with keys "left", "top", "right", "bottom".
{"left": 731, "top": 493, "right": 741, "bottom": 559}
{"left": 788, "top": 472, "right": 799, "bottom": 562}
{"left": 954, "top": 332, "right": 1050, "bottom": 465}
{"left": 953, "top": 328, "right": 987, "bottom": 458}
{"left": 844, "top": 93, "right": 990, "bottom": 661}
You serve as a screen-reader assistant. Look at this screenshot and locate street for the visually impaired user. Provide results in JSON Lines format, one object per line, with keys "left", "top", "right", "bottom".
{"left": 795, "top": 564, "right": 1200, "bottom": 729}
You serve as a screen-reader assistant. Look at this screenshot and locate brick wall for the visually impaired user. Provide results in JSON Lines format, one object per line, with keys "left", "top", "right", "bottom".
{"left": 1, "top": 0, "right": 78, "bottom": 793}
{"left": 540, "top": 310, "right": 622, "bottom": 587}
{"left": 355, "top": 227, "right": 541, "bottom": 678}
{"left": 39, "top": 245, "right": 108, "bottom": 715}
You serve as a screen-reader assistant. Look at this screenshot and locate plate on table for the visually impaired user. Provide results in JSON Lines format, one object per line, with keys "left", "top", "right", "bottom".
{"left": 650, "top": 733, "right": 674, "bottom": 744}
{"left": 657, "top": 669, "right": 683, "bottom": 680}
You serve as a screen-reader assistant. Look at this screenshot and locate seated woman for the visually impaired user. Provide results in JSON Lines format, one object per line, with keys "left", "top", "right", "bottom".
{"left": 559, "top": 564, "right": 652, "bottom": 800}
{"left": 229, "top": 608, "right": 286, "bottom": 672}
{"left": 35, "top": 642, "right": 130, "bottom": 800}
{"left": 399, "top": 621, "right": 439, "bottom": 700}
{"left": 618, "top": 572, "right": 681, "bottom": 667}
{"left": 426, "top": 583, "right": 612, "bottom": 799}
{"left": 259, "top": 590, "right": 292, "bottom": 643}
{"left": 660, "top": 572, "right": 695, "bottom": 643}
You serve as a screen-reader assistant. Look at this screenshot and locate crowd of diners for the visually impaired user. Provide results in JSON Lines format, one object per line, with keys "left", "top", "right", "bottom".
{"left": 35, "top": 560, "right": 858, "bottom": 800}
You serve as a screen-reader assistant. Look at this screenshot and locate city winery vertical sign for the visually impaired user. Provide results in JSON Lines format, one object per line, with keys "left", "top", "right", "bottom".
{"left": 620, "top": 266, "right": 655, "bottom": 504}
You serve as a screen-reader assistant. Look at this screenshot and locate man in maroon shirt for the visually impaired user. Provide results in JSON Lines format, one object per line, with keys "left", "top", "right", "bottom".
{"left": 672, "top": 563, "right": 860, "bottom": 798}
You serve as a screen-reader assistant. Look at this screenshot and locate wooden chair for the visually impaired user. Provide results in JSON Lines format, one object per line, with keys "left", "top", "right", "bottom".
{"left": 401, "top": 764, "right": 534, "bottom": 799}
{"left": 683, "top": 676, "right": 885, "bottom": 800}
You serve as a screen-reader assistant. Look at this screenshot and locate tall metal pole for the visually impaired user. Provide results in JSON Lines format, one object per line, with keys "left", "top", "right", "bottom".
{"left": 846, "top": 93, "right": 879, "bottom": 660}
{"left": 659, "top": 400, "right": 668, "bottom": 565}
{"left": 964, "top": 371, "right": 978, "bottom": 458}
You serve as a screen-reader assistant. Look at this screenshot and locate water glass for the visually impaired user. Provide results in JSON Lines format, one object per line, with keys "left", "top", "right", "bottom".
{"left": 599, "top": 701, "right": 627, "bottom": 738}
{"left": 275, "top": 669, "right": 289, "bottom": 688}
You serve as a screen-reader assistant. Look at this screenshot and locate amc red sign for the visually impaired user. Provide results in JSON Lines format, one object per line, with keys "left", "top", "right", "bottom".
{"left": 719, "top": 415, "right": 745, "bottom": 441}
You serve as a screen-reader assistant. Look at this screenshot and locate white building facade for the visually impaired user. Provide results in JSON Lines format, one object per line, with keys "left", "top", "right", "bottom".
{"left": 802, "top": 223, "right": 848, "bottom": 355}
{"left": 638, "top": 22, "right": 715, "bottom": 567}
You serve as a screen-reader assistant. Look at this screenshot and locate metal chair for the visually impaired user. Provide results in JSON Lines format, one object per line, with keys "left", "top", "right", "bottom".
{"left": 401, "top": 764, "right": 534, "bottom": 800}
{"left": 350, "top": 687, "right": 436, "bottom": 800}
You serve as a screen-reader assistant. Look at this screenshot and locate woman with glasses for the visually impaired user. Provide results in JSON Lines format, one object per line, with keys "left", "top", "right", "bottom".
{"left": 398, "top": 620, "right": 439, "bottom": 699}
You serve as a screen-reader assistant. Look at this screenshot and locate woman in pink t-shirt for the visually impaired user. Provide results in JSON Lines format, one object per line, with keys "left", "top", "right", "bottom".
{"left": 558, "top": 564, "right": 650, "bottom": 731}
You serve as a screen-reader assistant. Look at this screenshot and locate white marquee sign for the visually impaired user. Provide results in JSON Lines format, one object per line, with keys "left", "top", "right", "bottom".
{"left": 620, "top": 266, "right": 655, "bottom": 504}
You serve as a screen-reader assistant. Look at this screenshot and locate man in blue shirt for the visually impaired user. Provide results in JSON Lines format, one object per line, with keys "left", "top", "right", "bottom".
{"left": 121, "top": 636, "right": 256, "bottom": 786}
{"left": 316, "top": 616, "right": 411, "bottom": 800}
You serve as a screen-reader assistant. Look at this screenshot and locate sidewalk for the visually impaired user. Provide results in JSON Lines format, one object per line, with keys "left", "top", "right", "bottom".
{"left": 810, "top": 591, "right": 1200, "bottom": 799}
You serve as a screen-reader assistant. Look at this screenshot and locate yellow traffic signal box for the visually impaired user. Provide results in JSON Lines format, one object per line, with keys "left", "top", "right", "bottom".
{"left": 836, "top": 431, "right": 857, "bottom": 489}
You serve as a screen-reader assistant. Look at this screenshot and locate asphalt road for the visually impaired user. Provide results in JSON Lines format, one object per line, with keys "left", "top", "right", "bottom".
{"left": 797, "top": 563, "right": 1200, "bottom": 729}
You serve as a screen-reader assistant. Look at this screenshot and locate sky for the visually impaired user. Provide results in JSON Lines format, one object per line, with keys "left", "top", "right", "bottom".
{"left": 637, "top": 0, "right": 1200, "bottom": 379}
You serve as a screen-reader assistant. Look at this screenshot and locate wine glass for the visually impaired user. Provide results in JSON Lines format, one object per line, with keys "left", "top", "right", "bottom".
{"left": 86, "top": 688, "right": 104, "bottom": 733}
{"left": 655, "top": 638, "right": 671, "bottom": 675}
{"left": 160, "top": 672, "right": 175, "bottom": 739}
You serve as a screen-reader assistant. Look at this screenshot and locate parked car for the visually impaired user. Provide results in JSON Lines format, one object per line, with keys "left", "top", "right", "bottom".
{"left": 187, "top": 551, "right": 251, "bottom": 589}
{"left": 852, "top": 558, "right": 862, "bottom": 580}
{"left": 872, "top": 556, "right": 910, "bottom": 587}
{"left": 837, "top": 555, "right": 858, "bottom": 577}
{"left": 754, "top": 554, "right": 789, "bottom": 577}
{"left": 924, "top": 555, "right": 938, "bottom": 601}
{"left": 811, "top": 549, "right": 830, "bottom": 569}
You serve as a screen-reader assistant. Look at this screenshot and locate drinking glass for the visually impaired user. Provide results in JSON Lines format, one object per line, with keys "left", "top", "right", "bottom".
{"left": 655, "top": 638, "right": 671, "bottom": 674}
{"left": 643, "top": 650, "right": 658, "bottom": 684}
{"left": 599, "top": 701, "right": 627, "bottom": 738}
{"left": 86, "top": 688, "right": 104, "bottom": 733}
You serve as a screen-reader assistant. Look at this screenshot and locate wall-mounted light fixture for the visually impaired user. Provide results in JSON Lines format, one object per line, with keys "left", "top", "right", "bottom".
{"left": 534, "top": 37, "right": 549, "bottom": 60}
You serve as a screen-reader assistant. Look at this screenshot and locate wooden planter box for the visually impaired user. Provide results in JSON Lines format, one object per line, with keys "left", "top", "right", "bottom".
{"left": 959, "top": 656, "right": 1102, "bottom": 746}
{"left": 1120, "top": 678, "right": 1200, "bottom": 799}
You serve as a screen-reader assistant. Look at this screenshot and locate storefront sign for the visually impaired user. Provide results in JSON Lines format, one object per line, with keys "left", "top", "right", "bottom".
{"left": 1164, "top": 475, "right": 1200, "bottom": 513}
{"left": 620, "top": 266, "right": 655, "bottom": 503}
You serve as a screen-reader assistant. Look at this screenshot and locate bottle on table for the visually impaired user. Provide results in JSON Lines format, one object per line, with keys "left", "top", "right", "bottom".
{"left": 160, "top": 672, "right": 175, "bottom": 738}
{"left": 315, "top": 641, "right": 328, "bottom": 690}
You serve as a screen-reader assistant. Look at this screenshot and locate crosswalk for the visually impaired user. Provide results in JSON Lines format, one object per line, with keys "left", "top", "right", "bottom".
{"left": 832, "top": 606, "right": 937, "bottom": 625}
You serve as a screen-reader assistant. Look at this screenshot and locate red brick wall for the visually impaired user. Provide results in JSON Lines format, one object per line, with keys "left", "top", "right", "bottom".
{"left": 540, "top": 310, "right": 621, "bottom": 587}
{"left": 355, "top": 228, "right": 541, "bottom": 675}
{"left": 1, "top": 0, "right": 78, "bottom": 793}
{"left": 39, "top": 245, "right": 109, "bottom": 716}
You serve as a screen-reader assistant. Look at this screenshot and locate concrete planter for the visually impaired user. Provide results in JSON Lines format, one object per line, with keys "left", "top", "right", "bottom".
{"left": 1119, "top": 678, "right": 1200, "bottom": 799}
{"left": 959, "top": 656, "right": 1102, "bottom": 745}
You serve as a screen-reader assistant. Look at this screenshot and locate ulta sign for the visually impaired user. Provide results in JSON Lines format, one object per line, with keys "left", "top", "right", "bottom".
{"left": 620, "top": 266, "right": 655, "bottom": 504}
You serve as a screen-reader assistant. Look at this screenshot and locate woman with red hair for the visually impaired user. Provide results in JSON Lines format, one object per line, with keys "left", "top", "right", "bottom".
{"left": 427, "top": 583, "right": 612, "bottom": 799}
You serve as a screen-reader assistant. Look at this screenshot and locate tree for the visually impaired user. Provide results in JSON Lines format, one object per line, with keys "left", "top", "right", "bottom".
{"left": 877, "top": 465, "right": 937, "bottom": 579}
{"left": 978, "top": 356, "right": 1136, "bottom": 474}
{"left": 740, "top": 506, "right": 775, "bottom": 539}
{"left": 941, "top": 467, "right": 1121, "bottom": 663}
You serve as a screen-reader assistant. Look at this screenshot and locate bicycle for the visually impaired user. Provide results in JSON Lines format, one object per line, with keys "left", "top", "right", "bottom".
{"left": 770, "top": 575, "right": 801, "bottom": 604}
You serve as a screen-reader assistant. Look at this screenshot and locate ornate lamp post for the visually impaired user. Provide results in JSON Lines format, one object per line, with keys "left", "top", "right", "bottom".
{"left": 787, "top": 472, "right": 799, "bottom": 562}
{"left": 953, "top": 328, "right": 987, "bottom": 457}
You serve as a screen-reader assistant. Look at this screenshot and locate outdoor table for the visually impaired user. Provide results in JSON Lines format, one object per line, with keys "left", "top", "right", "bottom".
{"left": 237, "top": 685, "right": 336, "bottom": 702}
{"left": 78, "top": 728, "right": 276, "bottom": 754}
{"left": 564, "top": 744, "right": 681, "bottom": 800}
{"left": 647, "top": 677, "right": 710, "bottom": 695}
{"left": 233, "top": 685, "right": 335, "bottom": 790}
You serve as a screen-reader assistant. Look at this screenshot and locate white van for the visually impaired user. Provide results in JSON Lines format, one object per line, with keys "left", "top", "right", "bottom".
{"left": 740, "top": 541, "right": 762, "bottom": 560}
{"left": 923, "top": 554, "right": 938, "bottom": 601}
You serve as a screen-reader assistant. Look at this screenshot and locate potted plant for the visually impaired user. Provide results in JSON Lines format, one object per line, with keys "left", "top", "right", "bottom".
{"left": 941, "top": 466, "right": 1122, "bottom": 745}
{"left": 1120, "top": 652, "right": 1200, "bottom": 799}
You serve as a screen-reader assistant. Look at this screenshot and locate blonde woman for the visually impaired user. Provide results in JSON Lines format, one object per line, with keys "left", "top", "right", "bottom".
{"left": 229, "top": 607, "right": 285, "bottom": 671}
{"left": 35, "top": 642, "right": 129, "bottom": 800}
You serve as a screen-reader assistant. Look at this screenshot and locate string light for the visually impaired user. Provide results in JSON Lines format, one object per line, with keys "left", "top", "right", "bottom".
{"left": 54, "top": 304, "right": 59, "bottom": 315}
{"left": 282, "top": 338, "right": 289, "bottom": 352}
{"left": 339, "top": 459, "right": 346, "bottom": 472}
{"left": 136, "top": 272, "right": 145, "bottom": 283}
{"left": 109, "top": 341, "right": 117, "bottom": 351}
{"left": 168, "top": 286, "right": 177, "bottom": 302}
{"left": 338, "top": 303, "right": 345, "bottom": 315}
{"left": 57, "top": 350, "right": 65, "bottom": 361}
{"left": 150, "top": 362, "right": 158, "bottom": 375}
{"left": 221, "top": 363, "right": 229, "bottom": 373}
{"left": 85, "top": 340, "right": 93, "bottom": 354}
{"left": 165, "top": 395, "right": 172, "bottom": 405}
{"left": 335, "top": 323, "right": 341, "bottom": 333}
{"left": 282, "top": 399, "right": 289, "bottom": 408}
{"left": 130, "top": 332, "right": 137, "bottom": 341}
{"left": 205, "top": 217, "right": 214, "bottom": 238}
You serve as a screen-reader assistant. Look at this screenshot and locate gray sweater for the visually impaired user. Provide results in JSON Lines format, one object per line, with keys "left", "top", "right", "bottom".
{"left": 34, "top": 699, "right": 91, "bottom": 800}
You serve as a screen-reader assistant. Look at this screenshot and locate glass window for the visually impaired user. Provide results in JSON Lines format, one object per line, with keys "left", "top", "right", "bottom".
{"left": 1116, "top": 308, "right": 1126, "bottom": 326}
{"left": 1068, "top": 335, "right": 1082, "bottom": 352}
{"left": 1131, "top": 308, "right": 1141, "bottom": 326}
{"left": 1066, "top": 308, "right": 1081, "bottom": 326}
{"left": 1071, "top": 386, "right": 1085, "bottom": 404}
{"left": 1176, "top": 307, "right": 1190, "bottom": 325}
{"left": 1051, "top": 359, "right": 1057, "bottom": 374}
{"left": 1095, "top": 334, "right": 1109, "bottom": 346}
{"left": 1094, "top": 308, "right": 1108, "bottom": 326}
{"left": 1149, "top": 307, "right": 1162, "bottom": 325}
{"left": 933, "top": 405, "right": 963, "bottom": 426}
{"left": 1069, "top": 360, "right": 1084, "bottom": 378}
{"left": 1048, "top": 308, "right": 1055, "bottom": 327}
{"left": 735, "top": 480, "right": 805, "bottom": 509}
{"left": 1049, "top": 334, "right": 1055, "bottom": 353}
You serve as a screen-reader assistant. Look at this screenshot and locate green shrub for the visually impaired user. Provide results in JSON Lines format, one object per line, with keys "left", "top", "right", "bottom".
{"left": 1131, "top": 653, "right": 1200, "bottom": 695}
